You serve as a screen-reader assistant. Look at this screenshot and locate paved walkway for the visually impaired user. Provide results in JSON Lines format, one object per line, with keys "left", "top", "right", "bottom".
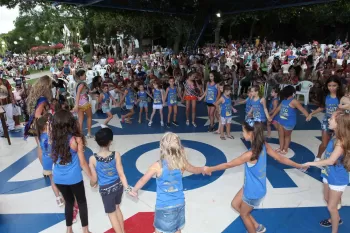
{"left": 7, "top": 71, "right": 52, "bottom": 85}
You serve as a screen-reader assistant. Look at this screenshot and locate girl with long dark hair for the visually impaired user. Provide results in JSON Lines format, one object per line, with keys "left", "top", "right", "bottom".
{"left": 51, "top": 110, "right": 92, "bottom": 233}
{"left": 204, "top": 121, "right": 307, "bottom": 233}
{"left": 306, "top": 76, "right": 344, "bottom": 161}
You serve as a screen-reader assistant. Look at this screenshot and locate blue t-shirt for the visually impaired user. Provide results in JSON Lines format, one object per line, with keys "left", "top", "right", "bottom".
{"left": 321, "top": 138, "right": 349, "bottom": 186}
{"left": 243, "top": 145, "right": 267, "bottom": 199}
{"left": 156, "top": 160, "right": 184, "bottom": 209}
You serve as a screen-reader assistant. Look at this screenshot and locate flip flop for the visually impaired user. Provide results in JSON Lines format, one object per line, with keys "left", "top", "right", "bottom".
{"left": 227, "top": 135, "right": 234, "bottom": 139}
{"left": 220, "top": 136, "right": 226, "bottom": 140}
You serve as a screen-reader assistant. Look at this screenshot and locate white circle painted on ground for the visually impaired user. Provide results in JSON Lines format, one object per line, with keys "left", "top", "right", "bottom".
{"left": 269, "top": 143, "right": 295, "bottom": 159}
{"left": 136, "top": 148, "right": 207, "bottom": 177}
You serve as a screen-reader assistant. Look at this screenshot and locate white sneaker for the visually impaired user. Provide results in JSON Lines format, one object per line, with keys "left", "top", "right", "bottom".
{"left": 314, "top": 158, "right": 321, "bottom": 162}
{"left": 160, "top": 121, "right": 164, "bottom": 126}
{"left": 148, "top": 121, "right": 152, "bottom": 126}
{"left": 100, "top": 124, "right": 108, "bottom": 128}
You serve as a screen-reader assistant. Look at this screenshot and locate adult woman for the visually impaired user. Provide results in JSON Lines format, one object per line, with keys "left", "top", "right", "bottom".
{"left": 73, "top": 70, "right": 92, "bottom": 138}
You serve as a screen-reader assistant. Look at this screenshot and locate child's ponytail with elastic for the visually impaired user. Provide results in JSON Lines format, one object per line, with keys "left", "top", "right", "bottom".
{"left": 243, "top": 121, "right": 265, "bottom": 161}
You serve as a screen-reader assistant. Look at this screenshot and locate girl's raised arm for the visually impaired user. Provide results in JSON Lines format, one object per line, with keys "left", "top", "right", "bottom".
{"left": 292, "top": 99, "right": 309, "bottom": 118}
{"left": 205, "top": 151, "right": 252, "bottom": 175}
{"left": 185, "top": 161, "right": 204, "bottom": 174}
{"left": 266, "top": 143, "right": 304, "bottom": 169}
{"left": 305, "top": 143, "right": 343, "bottom": 167}
{"left": 270, "top": 104, "right": 282, "bottom": 120}
{"left": 133, "top": 162, "right": 160, "bottom": 192}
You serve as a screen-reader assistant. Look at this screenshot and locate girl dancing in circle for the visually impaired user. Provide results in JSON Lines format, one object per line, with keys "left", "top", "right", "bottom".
{"left": 204, "top": 121, "right": 307, "bottom": 233}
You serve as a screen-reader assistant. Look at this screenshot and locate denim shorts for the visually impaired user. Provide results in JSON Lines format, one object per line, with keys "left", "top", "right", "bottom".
{"left": 242, "top": 195, "right": 264, "bottom": 208}
{"left": 139, "top": 101, "right": 148, "bottom": 108}
{"left": 126, "top": 105, "right": 134, "bottom": 110}
{"left": 102, "top": 105, "right": 111, "bottom": 113}
{"left": 154, "top": 205, "right": 185, "bottom": 233}
{"left": 321, "top": 118, "right": 333, "bottom": 133}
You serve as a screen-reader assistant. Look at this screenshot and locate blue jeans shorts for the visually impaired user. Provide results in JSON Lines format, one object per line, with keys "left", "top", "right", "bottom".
{"left": 139, "top": 101, "right": 148, "bottom": 108}
{"left": 126, "top": 105, "right": 134, "bottom": 110}
{"left": 321, "top": 118, "right": 333, "bottom": 133}
{"left": 242, "top": 195, "right": 264, "bottom": 208}
{"left": 154, "top": 205, "right": 185, "bottom": 233}
{"left": 102, "top": 105, "right": 111, "bottom": 113}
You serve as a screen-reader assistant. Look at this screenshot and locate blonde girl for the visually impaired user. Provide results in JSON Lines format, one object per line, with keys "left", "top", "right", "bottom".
{"left": 132, "top": 132, "right": 204, "bottom": 233}
{"left": 304, "top": 110, "right": 350, "bottom": 232}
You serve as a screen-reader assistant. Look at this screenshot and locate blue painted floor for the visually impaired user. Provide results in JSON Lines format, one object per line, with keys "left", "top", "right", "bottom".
{"left": 0, "top": 101, "right": 349, "bottom": 233}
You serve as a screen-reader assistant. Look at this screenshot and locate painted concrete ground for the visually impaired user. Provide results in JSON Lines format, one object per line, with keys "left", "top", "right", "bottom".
{"left": 0, "top": 101, "right": 349, "bottom": 233}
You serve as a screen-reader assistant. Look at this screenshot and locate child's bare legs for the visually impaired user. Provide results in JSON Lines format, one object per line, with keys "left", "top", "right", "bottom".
{"left": 267, "top": 122, "right": 272, "bottom": 138}
{"left": 282, "top": 129, "right": 293, "bottom": 153}
{"left": 317, "top": 131, "right": 331, "bottom": 159}
{"left": 159, "top": 108, "right": 164, "bottom": 123}
{"left": 231, "top": 188, "right": 259, "bottom": 231}
{"left": 215, "top": 111, "right": 221, "bottom": 134}
{"left": 168, "top": 106, "right": 173, "bottom": 123}
{"left": 185, "top": 100, "right": 190, "bottom": 123}
{"left": 220, "top": 121, "right": 225, "bottom": 139}
{"left": 86, "top": 108, "right": 92, "bottom": 136}
{"left": 144, "top": 107, "right": 149, "bottom": 121}
{"left": 208, "top": 106, "right": 215, "bottom": 128}
{"left": 323, "top": 184, "right": 343, "bottom": 233}
{"left": 138, "top": 107, "right": 143, "bottom": 123}
{"left": 48, "top": 175, "right": 60, "bottom": 197}
{"left": 104, "top": 112, "right": 113, "bottom": 125}
{"left": 78, "top": 110, "right": 85, "bottom": 132}
{"left": 191, "top": 99, "right": 196, "bottom": 124}
{"left": 277, "top": 125, "right": 285, "bottom": 151}
{"left": 149, "top": 109, "right": 156, "bottom": 122}
{"left": 122, "top": 108, "right": 134, "bottom": 123}
{"left": 108, "top": 205, "right": 124, "bottom": 233}
{"left": 226, "top": 123, "right": 232, "bottom": 138}
{"left": 173, "top": 105, "right": 178, "bottom": 122}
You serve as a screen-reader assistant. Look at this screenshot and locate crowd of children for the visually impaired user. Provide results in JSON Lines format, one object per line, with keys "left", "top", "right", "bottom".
{"left": 29, "top": 69, "right": 350, "bottom": 233}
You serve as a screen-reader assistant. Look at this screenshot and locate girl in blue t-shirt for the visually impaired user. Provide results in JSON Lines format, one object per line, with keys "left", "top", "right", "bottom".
{"left": 89, "top": 128, "right": 135, "bottom": 233}
{"left": 51, "top": 110, "right": 93, "bottom": 233}
{"left": 214, "top": 85, "right": 238, "bottom": 140}
{"left": 199, "top": 71, "right": 220, "bottom": 132}
{"left": 306, "top": 76, "right": 343, "bottom": 161}
{"left": 99, "top": 85, "right": 118, "bottom": 128}
{"left": 149, "top": 80, "right": 165, "bottom": 126}
{"left": 36, "top": 114, "right": 63, "bottom": 207}
{"left": 164, "top": 77, "right": 181, "bottom": 127}
{"left": 270, "top": 85, "right": 309, "bottom": 155}
{"left": 121, "top": 80, "right": 135, "bottom": 124}
{"left": 131, "top": 132, "right": 204, "bottom": 233}
{"left": 204, "top": 121, "right": 306, "bottom": 233}
{"left": 305, "top": 110, "right": 350, "bottom": 232}
{"left": 136, "top": 83, "right": 152, "bottom": 124}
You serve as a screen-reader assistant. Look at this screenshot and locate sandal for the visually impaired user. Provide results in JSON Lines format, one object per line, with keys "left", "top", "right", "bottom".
{"left": 319, "top": 219, "right": 343, "bottom": 227}
{"left": 227, "top": 135, "right": 234, "bottom": 139}
{"left": 56, "top": 196, "right": 64, "bottom": 207}
{"left": 220, "top": 136, "right": 226, "bottom": 140}
{"left": 213, "top": 131, "right": 220, "bottom": 134}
